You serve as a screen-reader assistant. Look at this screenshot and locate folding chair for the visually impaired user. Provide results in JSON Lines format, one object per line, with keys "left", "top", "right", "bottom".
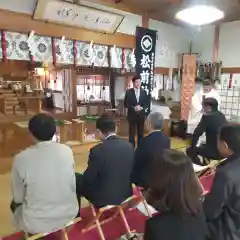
{"left": 201, "top": 157, "right": 226, "bottom": 168}
{"left": 82, "top": 196, "right": 139, "bottom": 240}
{"left": 199, "top": 170, "right": 216, "bottom": 195}
{"left": 24, "top": 217, "right": 81, "bottom": 240}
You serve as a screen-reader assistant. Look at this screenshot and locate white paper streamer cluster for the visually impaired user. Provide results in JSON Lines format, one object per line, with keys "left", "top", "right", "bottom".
{"left": 27, "top": 31, "right": 51, "bottom": 64}
{"left": 88, "top": 40, "right": 95, "bottom": 65}
{"left": 59, "top": 36, "right": 67, "bottom": 62}
{"left": 27, "top": 31, "right": 37, "bottom": 58}
{"left": 111, "top": 45, "right": 119, "bottom": 68}
{"left": 130, "top": 48, "right": 136, "bottom": 68}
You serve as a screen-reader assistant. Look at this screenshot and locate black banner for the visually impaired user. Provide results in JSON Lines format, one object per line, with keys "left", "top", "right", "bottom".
{"left": 135, "top": 27, "right": 157, "bottom": 113}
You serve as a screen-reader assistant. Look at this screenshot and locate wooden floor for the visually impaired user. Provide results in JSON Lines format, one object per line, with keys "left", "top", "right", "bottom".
{"left": 0, "top": 138, "right": 188, "bottom": 237}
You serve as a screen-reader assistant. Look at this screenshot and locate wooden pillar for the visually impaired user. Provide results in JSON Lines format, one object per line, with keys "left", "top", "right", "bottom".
{"left": 109, "top": 70, "right": 115, "bottom": 108}
{"left": 71, "top": 68, "right": 77, "bottom": 117}
{"left": 212, "top": 24, "right": 220, "bottom": 62}
{"left": 142, "top": 13, "right": 149, "bottom": 28}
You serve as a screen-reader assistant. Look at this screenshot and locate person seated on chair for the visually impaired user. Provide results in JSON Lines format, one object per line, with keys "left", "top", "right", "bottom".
{"left": 186, "top": 98, "right": 227, "bottom": 166}
{"left": 204, "top": 124, "right": 240, "bottom": 240}
{"left": 11, "top": 113, "right": 79, "bottom": 234}
{"left": 144, "top": 149, "right": 208, "bottom": 240}
{"left": 131, "top": 112, "right": 170, "bottom": 189}
{"left": 75, "top": 114, "right": 134, "bottom": 208}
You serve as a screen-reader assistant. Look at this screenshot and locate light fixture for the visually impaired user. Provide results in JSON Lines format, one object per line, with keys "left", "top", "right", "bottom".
{"left": 175, "top": 5, "right": 224, "bottom": 26}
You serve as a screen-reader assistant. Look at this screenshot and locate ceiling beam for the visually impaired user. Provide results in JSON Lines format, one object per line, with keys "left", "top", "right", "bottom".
{"left": 81, "top": 0, "right": 145, "bottom": 14}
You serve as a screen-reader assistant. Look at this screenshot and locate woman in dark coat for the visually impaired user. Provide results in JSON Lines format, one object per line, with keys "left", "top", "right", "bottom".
{"left": 144, "top": 149, "right": 208, "bottom": 240}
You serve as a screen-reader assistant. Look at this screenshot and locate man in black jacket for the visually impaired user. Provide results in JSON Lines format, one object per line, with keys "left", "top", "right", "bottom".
{"left": 124, "top": 76, "right": 149, "bottom": 147}
{"left": 76, "top": 114, "right": 134, "bottom": 208}
{"left": 186, "top": 98, "right": 227, "bottom": 165}
{"left": 204, "top": 124, "right": 240, "bottom": 240}
{"left": 132, "top": 112, "right": 170, "bottom": 189}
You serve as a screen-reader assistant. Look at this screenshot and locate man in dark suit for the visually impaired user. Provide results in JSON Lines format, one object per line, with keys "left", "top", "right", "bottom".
{"left": 186, "top": 98, "right": 227, "bottom": 165}
{"left": 124, "top": 76, "right": 149, "bottom": 147}
{"left": 203, "top": 125, "right": 240, "bottom": 240}
{"left": 132, "top": 112, "right": 170, "bottom": 189}
{"left": 76, "top": 114, "right": 134, "bottom": 208}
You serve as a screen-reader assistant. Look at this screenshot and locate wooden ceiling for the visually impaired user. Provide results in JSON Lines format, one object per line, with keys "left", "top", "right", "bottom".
{"left": 103, "top": 0, "right": 240, "bottom": 25}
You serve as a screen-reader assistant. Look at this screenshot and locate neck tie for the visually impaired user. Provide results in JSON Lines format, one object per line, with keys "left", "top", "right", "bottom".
{"left": 136, "top": 89, "right": 140, "bottom": 102}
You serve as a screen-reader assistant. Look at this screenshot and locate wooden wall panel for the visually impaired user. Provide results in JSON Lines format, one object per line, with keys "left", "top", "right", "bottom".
{"left": 222, "top": 67, "right": 240, "bottom": 74}
{"left": 0, "top": 10, "right": 135, "bottom": 49}
{"left": 0, "top": 61, "right": 29, "bottom": 78}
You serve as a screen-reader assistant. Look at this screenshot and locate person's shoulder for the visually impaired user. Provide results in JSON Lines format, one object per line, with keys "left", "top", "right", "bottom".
{"left": 126, "top": 88, "right": 133, "bottom": 93}
{"left": 90, "top": 142, "right": 103, "bottom": 153}
{"left": 219, "top": 111, "right": 227, "bottom": 119}
{"left": 141, "top": 88, "right": 147, "bottom": 95}
{"left": 13, "top": 145, "right": 37, "bottom": 167}
{"left": 111, "top": 137, "right": 134, "bottom": 152}
{"left": 218, "top": 156, "right": 240, "bottom": 175}
{"left": 57, "top": 142, "right": 73, "bottom": 151}
{"left": 118, "top": 137, "right": 134, "bottom": 147}
{"left": 146, "top": 131, "right": 169, "bottom": 141}
{"left": 214, "top": 161, "right": 234, "bottom": 183}
{"left": 48, "top": 142, "right": 73, "bottom": 156}
{"left": 146, "top": 213, "right": 166, "bottom": 227}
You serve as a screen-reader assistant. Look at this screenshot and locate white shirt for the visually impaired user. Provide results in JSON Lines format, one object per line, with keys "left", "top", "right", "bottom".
{"left": 11, "top": 141, "right": 78, "bottom": 234}
{"left": 187, "top": 88, "right": 221, "bottom": 134}
{"left": 134, "top": 88, "right": 140, "bottom": 103}
{"left": 151, "top": 103, "right": 171, "bottom": 120}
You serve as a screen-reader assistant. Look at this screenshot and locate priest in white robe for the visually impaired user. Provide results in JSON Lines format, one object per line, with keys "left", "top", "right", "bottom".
{"left": 187, "top": 79, "right": 221, "bottom": 135}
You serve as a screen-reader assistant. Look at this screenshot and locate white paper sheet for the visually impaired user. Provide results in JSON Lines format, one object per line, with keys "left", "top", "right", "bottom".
{"left": 136, "top": 202, "right": 158, "bottom": 216}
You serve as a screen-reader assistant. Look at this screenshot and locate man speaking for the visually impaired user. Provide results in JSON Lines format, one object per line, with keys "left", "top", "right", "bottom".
{"left": 124, "top": 76, "right": 148, "bottom": 147}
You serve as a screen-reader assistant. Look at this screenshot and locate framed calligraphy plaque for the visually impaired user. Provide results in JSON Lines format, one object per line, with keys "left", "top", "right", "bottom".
{"left": 34, "top": 0, "right": 124, "bottom": 34}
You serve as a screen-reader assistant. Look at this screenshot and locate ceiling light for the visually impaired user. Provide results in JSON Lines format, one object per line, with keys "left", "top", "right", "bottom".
{"left": 175, "top": 5, "right": 224, "bottom": 26}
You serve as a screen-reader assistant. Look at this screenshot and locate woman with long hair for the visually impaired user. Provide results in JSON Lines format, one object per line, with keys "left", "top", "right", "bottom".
{"left": 144, "top": 149, "right": 208, "bottom": 240}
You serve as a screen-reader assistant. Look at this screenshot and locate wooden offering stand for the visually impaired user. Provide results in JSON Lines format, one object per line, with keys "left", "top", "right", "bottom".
{"left": 71, "top": 118, "right": 85, "bottom": 143}
{"left": 58, "top": 120, "right": 72, "bottom": 143}
{"left": 65, "top": 119, "right": 85, "bottom": 154}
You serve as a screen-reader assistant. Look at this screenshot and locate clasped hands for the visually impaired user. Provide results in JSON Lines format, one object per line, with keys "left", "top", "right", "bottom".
{"left": 134, "top": 105, "right": 143, "bottom": 112}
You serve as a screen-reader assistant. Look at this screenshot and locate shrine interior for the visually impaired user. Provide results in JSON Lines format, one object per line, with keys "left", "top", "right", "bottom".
{"left": 1, "top": 0, "right": 240, "bottom": 238}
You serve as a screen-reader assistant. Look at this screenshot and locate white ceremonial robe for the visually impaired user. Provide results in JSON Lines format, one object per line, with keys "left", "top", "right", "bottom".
{"left": 151, "top": 102, "right": 171, "bottom": 120}
{"left": 187, "top": 88, "right": 221, "bottom": 134}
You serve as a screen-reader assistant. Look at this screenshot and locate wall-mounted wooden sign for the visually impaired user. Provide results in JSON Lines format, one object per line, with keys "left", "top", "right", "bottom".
{"left": 34, "top": 0, "right": 124, "bottom": 34}
{"left": 180, "top": 54, "right": 196, "bottom": 121}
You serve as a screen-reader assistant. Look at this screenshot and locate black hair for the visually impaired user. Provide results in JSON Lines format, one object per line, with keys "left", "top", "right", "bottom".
{"left": 147, "top": 149, "right": 202, "bottom": 216}
{"left": 132, "top": 76, "right": 141, "bottom": 82}
{"left": 203, "top": 97, "right": 218, "bottom": 111}
{"left": 220, "top": 124, "right": 240, "bottom": 153}
{"left": 28, "top": 113, "right": 56, "bottom": 141}
{"left": 96, "top": 114, "right": 116, "bottom": 134}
